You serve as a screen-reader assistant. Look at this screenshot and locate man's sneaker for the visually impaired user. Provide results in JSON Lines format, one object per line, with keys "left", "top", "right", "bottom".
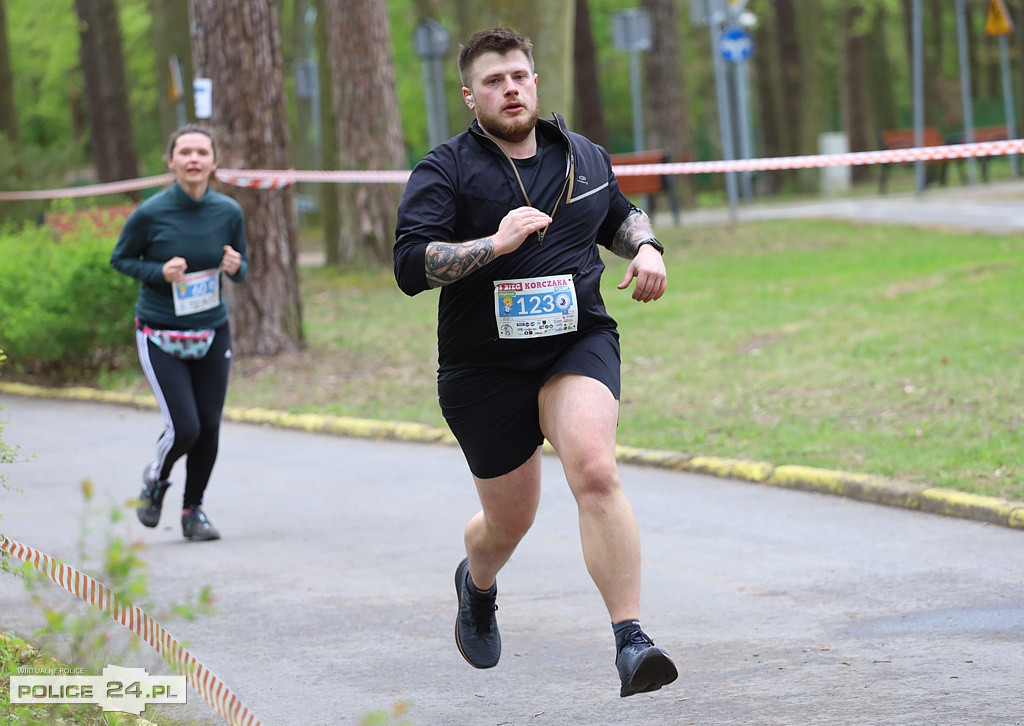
{"left": 454, "top": 557, "right": 500, "bottom": 669}
{"left": 615, "top": 629, "right": 678, "bottom": 698}
{"left": 137, "top": 467, "right": 171, "bottom": 528}
{"left": 181, "top": 507, "right": 221, "bottom": 541}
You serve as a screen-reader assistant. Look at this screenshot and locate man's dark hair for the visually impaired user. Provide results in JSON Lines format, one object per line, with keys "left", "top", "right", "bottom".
{"left": 457, "top": 26, "right": 534, "bottom": 87}
{"left": 165, "top": 124, "right": 218, "bottom": 161}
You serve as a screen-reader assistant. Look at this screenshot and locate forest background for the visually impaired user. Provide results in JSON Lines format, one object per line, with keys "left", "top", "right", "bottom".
{"left": 0, "top": 1, "right": 1022, "bottom": 502}
{"left": 4, "top": 0, "right": 1023, "bottom": 204}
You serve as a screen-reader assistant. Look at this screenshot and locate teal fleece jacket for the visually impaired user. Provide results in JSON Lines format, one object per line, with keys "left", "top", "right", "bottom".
{"left": 111, "top": 182, "right": 248, "bottom": 329}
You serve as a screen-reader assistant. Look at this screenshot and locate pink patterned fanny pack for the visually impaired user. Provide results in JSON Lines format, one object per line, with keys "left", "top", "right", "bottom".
{"left": 139, "top": 322, "right": 216, "bottom": 360}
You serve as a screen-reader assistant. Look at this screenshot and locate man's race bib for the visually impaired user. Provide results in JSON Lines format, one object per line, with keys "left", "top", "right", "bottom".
{"left": 494, "top": 274, "right": 579, "bottom": 339}
{"left": 172, "top": 268, "right": 220, "bottom": 316}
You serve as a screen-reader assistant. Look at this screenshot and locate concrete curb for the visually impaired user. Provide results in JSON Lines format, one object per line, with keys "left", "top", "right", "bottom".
{"left": 3, "top": 381, "right": 1023, "bottom": 532}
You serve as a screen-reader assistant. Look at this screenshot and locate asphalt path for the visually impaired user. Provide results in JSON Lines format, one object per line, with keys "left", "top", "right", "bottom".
{"left": 2, "top": 395, "right": 1024, "bottom": 726}
{"left": 667, "top": 178, "right": 1024, "bottom": 235}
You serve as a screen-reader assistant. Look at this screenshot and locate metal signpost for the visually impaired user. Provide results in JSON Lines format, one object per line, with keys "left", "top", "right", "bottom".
{"left": 955, "top": 0, "right": 980, "bottom": 185}
{"left": 720, "top": 26, "right": 755, "bottom": 200}
{"left": 612, "top": 9, "right": 652, "bottom": 155}
{"left": 986, "top": 0, "right": 1020, "bottom": 177}
{"left": 912, "top": 0, "right": 926, "bottom": 194}
{"left": 693, "top": 0, "right": 755, "bottom": 219}
{"left": 414, "top": 19, "right": 451, "bottom": 150}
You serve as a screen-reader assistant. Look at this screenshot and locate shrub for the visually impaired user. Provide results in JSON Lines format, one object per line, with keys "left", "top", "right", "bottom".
{"left": 0, "top": 219, "right": 138, "bottom": 380}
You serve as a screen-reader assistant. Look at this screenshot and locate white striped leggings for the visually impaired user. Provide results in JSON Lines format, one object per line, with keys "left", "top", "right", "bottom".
{"left": 136, "top": 324, "right": 232, "bottom": 508}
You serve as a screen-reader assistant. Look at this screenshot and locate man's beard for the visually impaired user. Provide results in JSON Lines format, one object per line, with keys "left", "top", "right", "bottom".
{"left": 478, "top": 104, "right": 539, "bottom": 144}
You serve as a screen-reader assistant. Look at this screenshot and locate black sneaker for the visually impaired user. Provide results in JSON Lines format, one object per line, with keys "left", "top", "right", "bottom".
{"left": 181, "top": 507, "right": 221, "bottom": 541}
{"left": 454, "top": 557, "right": 500, "bottom": 669}
{"left": 615, "top": 629, "right": 678, "bottom": 698}
{"left": 137, "top": 467, "right": 171, "bottom": 528}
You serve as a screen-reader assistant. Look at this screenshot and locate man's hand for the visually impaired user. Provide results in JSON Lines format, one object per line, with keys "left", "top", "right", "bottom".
{"left": 617, "top": 244, "right": 666, "bottom": 302}
{"left": 492, "top": 206, "right": 552, "bottom": 256}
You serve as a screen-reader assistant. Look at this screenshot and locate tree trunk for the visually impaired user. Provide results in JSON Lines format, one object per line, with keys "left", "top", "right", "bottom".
{"left": 1016, "top": 0, "right": 1024, "bottom": 134}
{"left": 573, "top": 0, "right": 607, "bottom": 149}
{"left": 757, "top": 0, "right": 794, "bottom": 192}
{"left": 641, "top": 0, "right": 695, "bottom": 205}
{"left": 315, "top": 0, "right": 340, "bottom": 266}
{"left": 840, "top": 1, "right": 871, "bottom": 183}
{"left": 794, "top": 0, "right": 825, "bottom": 192}
{"left": 148, "top": 0, "right": 193, "bottom": 145}
{"left": 322, "top": 0, "right": 406, "bottom": 265}
{"left": 73, "top": 0, "right": 140, "bottom": 194}
{"left": 0, "top": 0, "right": 17, "bottom": 142}
{"left": 189, "top": 0, "right": 303, "bottom": 355}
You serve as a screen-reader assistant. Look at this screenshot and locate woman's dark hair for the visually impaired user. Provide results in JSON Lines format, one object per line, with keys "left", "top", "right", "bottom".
{"left": 165, "top": 124, "right": 218, "bottom": 161}
{"left": 457, "top": 26, "right": 534, "bottom": 87}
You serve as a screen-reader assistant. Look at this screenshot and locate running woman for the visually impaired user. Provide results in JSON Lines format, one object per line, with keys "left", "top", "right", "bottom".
{"left": 111, "top": 124, "right": 248, "bottom": 542}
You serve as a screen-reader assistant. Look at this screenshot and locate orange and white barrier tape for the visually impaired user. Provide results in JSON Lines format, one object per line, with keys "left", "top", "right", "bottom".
{"left": 0, "top": 534, "right": 262, "bottom": 726}
{"left": 1, "top": 138, "right": 1021, "bottom": 201}
{"left": 612, "top": 138, "right": 1024, "bottom": 176}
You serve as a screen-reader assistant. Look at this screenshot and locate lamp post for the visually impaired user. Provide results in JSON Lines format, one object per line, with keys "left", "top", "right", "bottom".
{"left": 414, "top": 19, "right": 451, "bottom": 150}
{"left": 612, "top": 9, "right": 653, "bottom": 154}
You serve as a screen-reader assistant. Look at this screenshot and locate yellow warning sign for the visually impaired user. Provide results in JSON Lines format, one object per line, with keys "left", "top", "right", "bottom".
{"left": 985, "top": 0, "right": 1014, "bottom": 36}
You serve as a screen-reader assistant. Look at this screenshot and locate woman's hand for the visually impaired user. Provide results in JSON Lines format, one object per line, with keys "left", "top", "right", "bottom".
{"left": 220, "top": 245, "right": 242, "bottom": 275}
{"left": 162, "top": 256, "right": 188, "bottom": 283}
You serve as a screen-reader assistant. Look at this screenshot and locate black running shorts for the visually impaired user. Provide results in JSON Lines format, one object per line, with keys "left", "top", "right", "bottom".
{"left": 438, "top": 329, "right": 620, "bottom": 480}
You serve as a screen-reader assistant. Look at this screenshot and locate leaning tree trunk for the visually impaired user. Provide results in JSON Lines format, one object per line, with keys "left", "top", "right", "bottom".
{"left": 322, "top": 0, "right": 407, "bottom": 265}
{"left": 74, "top": 0, "right": 140, "bottom": 195}
{"left": 573, "top": 0, "right": 607, "bottom": 149}
{"left": 0, "top": 0, "right": 17, "bottom": 142}
{"left": 315, "top": 0, "right": 341, "bottom": 266}
{"left": 642, "top": 0, "right": 696, "bottom": 205}
{"left": 189, "top": 0, "right": 303, "bottom": 355}
{"left": 148, "top": 0, "right": 193, "bottom": 148}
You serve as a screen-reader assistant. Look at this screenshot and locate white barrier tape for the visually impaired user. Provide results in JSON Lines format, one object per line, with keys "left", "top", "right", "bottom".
{"left": 0, "top": 534, "right": 262, "bottom": 726}
{"left": 2, "top": 138, "right": 1022, "bottom": 201}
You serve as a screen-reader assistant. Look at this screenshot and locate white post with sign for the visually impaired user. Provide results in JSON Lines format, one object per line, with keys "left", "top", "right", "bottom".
{"left": 193, "top": 78, "right": 212, "bottom": 120}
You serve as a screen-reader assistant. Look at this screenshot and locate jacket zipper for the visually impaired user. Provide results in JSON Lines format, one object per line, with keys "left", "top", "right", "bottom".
{"left": 471, "top": 117, "right": 576, "bottom": 245}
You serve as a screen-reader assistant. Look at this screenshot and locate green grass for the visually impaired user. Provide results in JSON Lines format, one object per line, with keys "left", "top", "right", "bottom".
{"left": 111, "top": 217, "right": 1024, "bottom": 501}
{"left": 608, "top": 219, "right": 1023, "bottom": 499}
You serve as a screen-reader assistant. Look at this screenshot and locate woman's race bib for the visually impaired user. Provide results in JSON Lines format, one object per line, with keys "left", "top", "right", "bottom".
{"left": 493, "top": 274, "right": 579, "bottom": 339}
{"left": 172, "top": 268, "right": 220, "bottom": 316}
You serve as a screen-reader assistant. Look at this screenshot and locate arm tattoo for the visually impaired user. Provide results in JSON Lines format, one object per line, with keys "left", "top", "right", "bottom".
{"left": 610, "top": 210, "right": 654, "bottom": 260}
{"left": 425, "top": 238, "right": 496, "bottom": 288}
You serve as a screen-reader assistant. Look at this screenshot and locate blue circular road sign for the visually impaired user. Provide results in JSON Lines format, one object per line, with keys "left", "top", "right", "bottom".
{"left": 720, "top": 28, "right": 754, "bottom": 63}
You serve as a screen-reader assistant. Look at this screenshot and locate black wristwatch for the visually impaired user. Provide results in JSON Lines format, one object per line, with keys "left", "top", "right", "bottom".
{"left": 637, "top": 237, "right": 665, "bottom": 255}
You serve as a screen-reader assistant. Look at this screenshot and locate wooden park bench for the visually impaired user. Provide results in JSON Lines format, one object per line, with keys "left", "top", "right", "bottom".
{"left": 939, "top": 125, "right": 1012, "bottom": 183}
{"left": 878, "top": 126, "right": 949, "bottom": 193}
{"left": 966, "top": 125, "right": 1008, "bottom": 182}
{"left": 610, "top": 149, "right": 684, "bottom": 225}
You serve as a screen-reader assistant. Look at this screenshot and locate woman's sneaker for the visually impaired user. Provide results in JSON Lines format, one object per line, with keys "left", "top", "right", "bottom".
{"left": 181, "top": 507, "right": 221, "bottom": 541}
{"left": 137, "top": 468, "right": 171, "bottom": 528}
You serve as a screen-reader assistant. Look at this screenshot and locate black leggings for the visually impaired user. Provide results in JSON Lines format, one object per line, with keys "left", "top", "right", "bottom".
{"left": 137, "top": 324, "right": 232, "bottom": 508}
